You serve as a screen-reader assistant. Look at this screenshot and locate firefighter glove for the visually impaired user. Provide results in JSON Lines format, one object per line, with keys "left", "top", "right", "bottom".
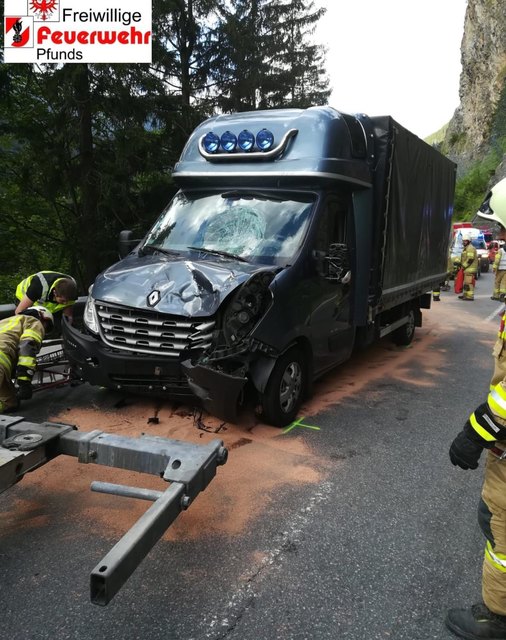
{"left": 449, "top": 421, "right": 484, "bottom": 470}
{"left": 17, "top": 380, "right": 33, "bottom": 400}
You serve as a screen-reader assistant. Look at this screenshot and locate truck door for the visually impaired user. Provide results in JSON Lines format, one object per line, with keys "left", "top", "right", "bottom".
{"left": 304, "top": 194, "right": 354, "bottom": 371}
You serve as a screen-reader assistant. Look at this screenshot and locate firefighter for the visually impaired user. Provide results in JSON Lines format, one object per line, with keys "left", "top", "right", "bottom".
{"left": 446, "top": 177, "right": 506, "bottom": 639}
{"left": 0, "top": 306, "right": 54, "bottom": 413}
{"left": 492, "top": 245, "right": 506, "bottom": 301}
{"left": 458, "top": 233, "right": 479, "bottom": 300}
{"left": 15, "top": 271, "right": 78, "bottom": 325}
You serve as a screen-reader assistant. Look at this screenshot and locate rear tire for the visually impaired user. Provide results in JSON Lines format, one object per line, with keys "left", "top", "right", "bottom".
{"left": 260, "top": 347, "right": 307, "bottom": 427}
{"left": 392, "top": 309, "right": 416, "bottom": 346}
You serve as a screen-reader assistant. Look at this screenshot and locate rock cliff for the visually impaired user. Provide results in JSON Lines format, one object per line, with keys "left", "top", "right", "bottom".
{"left": 444, "top": 0, "right": 506, "bottom": 180}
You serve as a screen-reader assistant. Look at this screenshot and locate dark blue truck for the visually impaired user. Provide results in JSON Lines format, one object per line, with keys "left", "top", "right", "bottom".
{"left": 62, "top": 106, "right": 456, "bottom": 426}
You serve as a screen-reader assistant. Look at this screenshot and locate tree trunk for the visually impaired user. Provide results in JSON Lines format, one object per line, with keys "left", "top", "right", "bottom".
{"left": 73, "top": 64, "right": 100, "bottom": 288}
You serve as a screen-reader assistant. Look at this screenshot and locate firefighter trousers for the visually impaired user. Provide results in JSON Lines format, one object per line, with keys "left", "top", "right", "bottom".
{"left": 480, "top": 455, "right": 506, "bottom": 615}
{"left": 0, "top": 362, "right": 16, "bottom": 412}
{"left": 463, "top": 271, "right": 476, "bottom": 299}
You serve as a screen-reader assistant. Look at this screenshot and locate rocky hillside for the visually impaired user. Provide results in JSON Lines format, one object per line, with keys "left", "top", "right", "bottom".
{"left": 443, "top": 0, "right": 506, "bottom": 183}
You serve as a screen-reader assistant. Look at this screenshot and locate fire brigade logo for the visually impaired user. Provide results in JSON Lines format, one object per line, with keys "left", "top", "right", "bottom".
{"left": 28, "top": 0, "right": 59, "bottom": 21}
{"left": 147, "top": 290, "right": 161, "bottom": 307}
{"left": 4, "top": 16, "right": 33, "bottom": 47}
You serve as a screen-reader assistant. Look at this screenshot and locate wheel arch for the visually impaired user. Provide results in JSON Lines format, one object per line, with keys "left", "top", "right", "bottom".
{"left": 249, "top": 337, "right": 313, "bottom": 395}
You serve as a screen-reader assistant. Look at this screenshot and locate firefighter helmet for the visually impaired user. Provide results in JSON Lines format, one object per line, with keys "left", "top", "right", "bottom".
{"left": 477, "top": 177, "right": 506, "bottom": 228}
{"left": 21, "top": 306, "right": 54, "bottom": 332}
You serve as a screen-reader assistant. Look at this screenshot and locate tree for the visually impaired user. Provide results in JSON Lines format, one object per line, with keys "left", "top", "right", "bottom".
{"left": 210, "top": 0, "right": 330, "bottom": 112}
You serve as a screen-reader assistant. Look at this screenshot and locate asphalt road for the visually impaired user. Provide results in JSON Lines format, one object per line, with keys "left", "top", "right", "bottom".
{"left": 0, "top": 272, "right": 500, "bottom": 640}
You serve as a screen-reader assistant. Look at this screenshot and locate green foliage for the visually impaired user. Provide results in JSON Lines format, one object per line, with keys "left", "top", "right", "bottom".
{"left": 0, "top": 0, "right": 331, "bottom": 304}
{"left": 210, "top": 0, "right": 330, "bottom": 111}
{"left": 424, "top": 122, "right": 448, "bottom": 147}
{"left": 453, "top": 150, "right": 502, "bottom": 219}
{"left": 453, "top": 79, "right": 506, "bottom": 221}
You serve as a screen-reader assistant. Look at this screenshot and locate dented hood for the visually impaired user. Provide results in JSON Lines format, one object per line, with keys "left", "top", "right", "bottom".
{"left": 92, "top": 254, "right": 263, "bottom": 316}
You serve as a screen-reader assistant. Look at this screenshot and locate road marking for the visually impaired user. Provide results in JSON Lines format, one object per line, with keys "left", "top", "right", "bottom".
{"left": 484, "top": 305, "right": 505, "bottom": 324}
{"left": 282, "top": 416, "right": 321, "bottom": 434}
{"left": 201, "top": 480, "right": 334, "bottom": 639}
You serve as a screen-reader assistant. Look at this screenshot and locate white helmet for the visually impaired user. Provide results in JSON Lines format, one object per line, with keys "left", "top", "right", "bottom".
{"left": 21, "top": 306, "right": 54, "bottom": 332}
{"left": 477, "top": 177, "right": 506, "bottom": 228}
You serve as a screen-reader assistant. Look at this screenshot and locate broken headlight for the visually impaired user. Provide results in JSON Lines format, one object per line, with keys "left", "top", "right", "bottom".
{"left": 83, "top": 293, "right": 99, "bottom": 334}
{"left": 222, "top": 270, "right": 275, "bottom": 346}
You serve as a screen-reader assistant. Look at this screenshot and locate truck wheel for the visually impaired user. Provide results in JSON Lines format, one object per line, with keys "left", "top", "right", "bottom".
{"left": 481, "top": 260, "right": 489, "bottom": 273}
{"left": 260, "top": 347, "right": 306, "bottom": 427}
{"left": 392, "top": 309, "right": 416, "bottom": 346}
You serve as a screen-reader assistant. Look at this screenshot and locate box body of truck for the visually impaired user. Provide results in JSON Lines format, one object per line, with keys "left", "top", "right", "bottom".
{"left": 62, "top": 106, "right": 455, "bottom": 426}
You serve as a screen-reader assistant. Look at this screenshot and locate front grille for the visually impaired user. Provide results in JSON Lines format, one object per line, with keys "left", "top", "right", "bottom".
{"left": 95, "top": 301, "right": 215, "bottom": 357}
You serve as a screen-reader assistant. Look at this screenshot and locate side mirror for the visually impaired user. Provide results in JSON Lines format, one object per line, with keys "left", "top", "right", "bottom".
{"left": 118, "top": 230, "right": 137, "bottom": 258}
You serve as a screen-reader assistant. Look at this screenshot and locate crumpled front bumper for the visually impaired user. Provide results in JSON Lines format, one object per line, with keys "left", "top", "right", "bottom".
{"left": 181, "top": 360, "right": 248, "bottom": 423}
{"left": 62, "top": 321, "right": 192, "bottom": 398}
{"left": 62, "top": 321, "right": 248, "bottom": 420}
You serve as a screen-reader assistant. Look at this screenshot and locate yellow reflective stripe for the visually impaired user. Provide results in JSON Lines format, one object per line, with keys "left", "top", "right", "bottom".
{"left": 485, "top": 541, "right": 506, "bottom": 573}
{"left": 0, "top": 351, "right": 12, "bottom": 372}
{"left": 470, "top": 413, "right": 497, "bottom": 442}
{"left": 0, "top": 316, "right": 21, "bottom": 332}
{"left": 488, "top": 386, "right": 506, "bottom": 419}
{"left": 18, "top": 356, "right": 35, "bottom": 367}
{"left": 17, "top": 376, "right": 30, "bottom": 381}
{"left": 20, "top": 329, "right": 42, "bottom": 343}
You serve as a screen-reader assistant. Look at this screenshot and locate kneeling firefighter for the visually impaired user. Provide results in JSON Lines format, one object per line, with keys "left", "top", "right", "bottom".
{"left": 446, "top": 177, "right": 506, "bottom": 639}
{"left": 0, "top": 306, "right": 54, "bottom": 413}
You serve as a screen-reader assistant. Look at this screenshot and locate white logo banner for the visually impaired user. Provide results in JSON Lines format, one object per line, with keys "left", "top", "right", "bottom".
{"left": 4, "top": 0, "right": 152, "bottom": 63}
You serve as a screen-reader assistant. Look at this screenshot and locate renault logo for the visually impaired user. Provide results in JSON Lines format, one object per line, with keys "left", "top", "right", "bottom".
{"left": 147, "top": 289, "right": 161, "bottom": 307}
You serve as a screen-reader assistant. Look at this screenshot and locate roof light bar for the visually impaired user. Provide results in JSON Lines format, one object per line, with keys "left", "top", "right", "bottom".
{"left": 198, "top": 128, "right": 298, "bottom": 163}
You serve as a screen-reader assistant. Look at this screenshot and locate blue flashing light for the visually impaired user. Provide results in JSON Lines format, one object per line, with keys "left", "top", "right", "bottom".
{"left": 238, "top": 129, "right": 255, "bottom": 151}
{"left": 221, "top": 130, "right": 237, "bottom": 152}
{"left": 256, "top": 128, "right": 274, "bottom": 151}
{"left": 203, "top": 132, "right": 220, "bottom": 153}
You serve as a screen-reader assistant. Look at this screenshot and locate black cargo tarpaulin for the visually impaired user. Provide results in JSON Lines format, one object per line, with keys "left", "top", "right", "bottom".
{"left": 370, "top": 117, "right": 456, "bottom": 304}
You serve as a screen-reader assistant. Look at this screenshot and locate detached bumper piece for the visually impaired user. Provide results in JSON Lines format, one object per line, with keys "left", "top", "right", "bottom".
{"left": 181, "top": 359, "right": 247, "bottom": 423}
{"left": 0, "top": 414, "right": 228, "bottom": 606}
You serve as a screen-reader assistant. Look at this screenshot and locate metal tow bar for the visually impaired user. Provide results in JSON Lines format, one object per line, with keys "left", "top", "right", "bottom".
{"left": 0, "top": 414, "right": 228, "bottom": 606}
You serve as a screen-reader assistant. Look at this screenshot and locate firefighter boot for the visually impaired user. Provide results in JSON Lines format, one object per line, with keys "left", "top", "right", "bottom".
{"left": 446, "top": 603, "right": 506, "bottom": 639}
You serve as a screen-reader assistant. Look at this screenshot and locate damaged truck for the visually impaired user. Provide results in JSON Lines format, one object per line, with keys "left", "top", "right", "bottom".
{"left": 62, "top": 106, "right": 455, "bottom": 426}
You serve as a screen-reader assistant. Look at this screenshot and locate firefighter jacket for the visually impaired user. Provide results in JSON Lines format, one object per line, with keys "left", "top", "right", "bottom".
{"left": 0, "top": 315, "right": 45, "bottom": 383}
{"left": 494, "top": 248, "right": 506, "bottom": 272}
{"left": 460, "top": 244, "right": 478, "bottom": 274}
{"left": 15, "top": 271, "right": 76, "bottom": 315}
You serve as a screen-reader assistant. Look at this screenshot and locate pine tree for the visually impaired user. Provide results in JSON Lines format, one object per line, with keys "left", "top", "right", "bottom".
{"left": 210, "top": 0, "right": 330, "bottom": 112}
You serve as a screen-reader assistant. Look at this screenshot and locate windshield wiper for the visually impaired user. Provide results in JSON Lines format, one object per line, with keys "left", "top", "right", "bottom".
{"left": 140, "top": 244, "right": 180, "bottom": 257}
{"left": 187, "top": 246, "right": 249, "bottom": 263}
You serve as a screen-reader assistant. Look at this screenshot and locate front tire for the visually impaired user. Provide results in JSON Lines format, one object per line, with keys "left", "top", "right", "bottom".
{"left": 260, "top": 347, "right": 307, "bottom": 427}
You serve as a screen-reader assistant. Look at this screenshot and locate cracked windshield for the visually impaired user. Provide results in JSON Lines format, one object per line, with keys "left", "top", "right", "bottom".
{"left": 145, "top": 191, "right": 314, "bottom": 265}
